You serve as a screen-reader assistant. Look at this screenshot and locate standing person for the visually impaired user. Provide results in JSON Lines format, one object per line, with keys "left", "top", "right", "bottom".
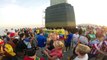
{"left": 72, "top": 30, "right": 79, "bottom": 47}
{"left": 64, "top": 31, "right": 73, "bottom": 52}
{"left": 88, "top": 31, "right": 96, "bottom": 41}
{"left": 44, "top": 41, "right": 64, "bottom": 60}
{"left": 15, "top": 33, "right": 27, "bottom": 58}
{"left": 78, "top": 31, "right": 89, "bottom": 45}
{"left": 96, "top": 41, "right": 107, "bottom": 60}
{"left": 4, "top": 32, "right": 10, "bottom": 43}
{"left": 10, "top": 28, "right": 15, "bottom": 33}
{"left": 37, "top": 32, "right": 46, "bottom": 53}
{"left": 23, "top": 38, "right": 32, "bottom": 49}
{"left": 88, "top": 31, "right": 105, "bottom": 59}
{"left": 47, "top": 33, "right": 58, "bottom": 51}
{"left": 46, "top": 33, "right": 53, "bottom": 46}
{"left": 4, "top": 29, "right": 8, "bottom": 36}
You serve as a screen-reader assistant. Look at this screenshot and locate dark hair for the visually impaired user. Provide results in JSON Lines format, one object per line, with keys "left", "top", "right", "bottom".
{"left": 7, "top": 32, "right": 10, "bottom": 35}
{"left": 25, "top": 48, "right": 36, "bottom": 56}
{"left": 19, "top": 33, "right": 25, "bottom": 39}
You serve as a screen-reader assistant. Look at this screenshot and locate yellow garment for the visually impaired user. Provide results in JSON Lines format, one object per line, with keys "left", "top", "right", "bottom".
{"left": 36, "top": 30, "right": 40, "bottom": 34}
{"left": 60, "top": 29, "right": 65, "bottom": 35}
{"left": 4, "top": 44, "right": 16, "bottom": 56}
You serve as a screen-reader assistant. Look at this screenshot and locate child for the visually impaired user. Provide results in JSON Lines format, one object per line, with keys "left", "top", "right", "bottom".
{"left": 24, "top": 48, "right": 44, "bottom": 60}
{"left": 73, "top": 44, "right": 91, "bottom": 60}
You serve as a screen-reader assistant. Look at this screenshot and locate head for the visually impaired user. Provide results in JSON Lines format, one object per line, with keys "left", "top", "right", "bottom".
{"left": 89, "top": 30, "right": 94, "bottom": 34}
{"left": 75, "top": 44, "right": 91, "bottom": 56}
{"left": 53, "top": 41, "right": 64, "bottom": 49}
{"left": 96, "top": 31, "right": 104, "bottom": 41}
{"left": 51, "top": 33, "right": 58, "bottom": 41}
{"left": 7, "top": 32, "right": 10, "bottom": 36}
{"left": 19, "top": 33, "right": 25, "bottom": 40}
{"left": 25, "top": 48, "right": 36, "bottom": 57}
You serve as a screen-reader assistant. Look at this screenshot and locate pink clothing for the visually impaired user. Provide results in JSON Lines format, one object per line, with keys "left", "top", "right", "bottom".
{"left": 50, "top": 48, "right": 63, "bottom": 59}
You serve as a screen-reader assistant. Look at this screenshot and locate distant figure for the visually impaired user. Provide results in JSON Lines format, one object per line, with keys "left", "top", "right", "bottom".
{"left": 4, "top": 29, "right": 8, "bottom": 36}
{"left": 10, "top": 28, "right": 15, "bottom": 33}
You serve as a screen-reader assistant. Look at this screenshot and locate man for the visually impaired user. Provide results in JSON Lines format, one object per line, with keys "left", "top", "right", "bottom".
{"left": 65, "top": 31, "right": 73, "bottom": 51}
{"left": 37, "top": 32, "right": 46, "bottom": 52}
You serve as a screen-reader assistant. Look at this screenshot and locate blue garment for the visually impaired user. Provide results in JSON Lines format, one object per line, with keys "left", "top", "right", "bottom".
{"left": 66, "top": 33, "right": 73, "bottom": 43}
{"left": 24, "top": 38, "right": 30, "bottom": 42}
{"left": 89, "top": 39, "right": 100, "bottom": 46}
{"left": 37, "top": 35, "right": 46, "bottom": 48}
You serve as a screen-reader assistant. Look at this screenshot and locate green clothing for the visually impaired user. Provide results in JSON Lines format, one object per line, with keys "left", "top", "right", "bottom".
{"left": 89, "top": 34, "right": 96, "bottom": 41}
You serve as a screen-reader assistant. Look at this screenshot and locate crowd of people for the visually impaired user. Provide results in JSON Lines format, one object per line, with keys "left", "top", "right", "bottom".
{"left": 0, "top": 25, "right": 107, "bottom": 60}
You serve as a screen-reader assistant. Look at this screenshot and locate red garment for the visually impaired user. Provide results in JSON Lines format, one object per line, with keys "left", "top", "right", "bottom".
{"left": 24, "top": 56, "right": 44, "bottom": 60}
{"left": 10, "top": 33, "right": 15, "bottom": 38}
{"left": 24, "top": 56, "right": 34, "bottom": 60}
{"left": 50, "top": 48, "right": 63, "bottom": 59}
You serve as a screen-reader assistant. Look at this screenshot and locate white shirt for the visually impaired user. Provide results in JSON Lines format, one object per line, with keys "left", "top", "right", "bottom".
{"left": 79, "top": 35, "right": 88, "bottom": 45}
{"left": 73, "top": 34, "right": 79, "bottom": 43}
{"left": 74, "top": 54, "right": 88, "bottom": 60}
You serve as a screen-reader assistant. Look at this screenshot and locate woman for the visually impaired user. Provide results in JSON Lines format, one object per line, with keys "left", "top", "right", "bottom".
{"left": 47, "top": 33, "right": 58, "bottom": 51}
{"left": 44, "top": 41, "right": 64, "bottom": 60}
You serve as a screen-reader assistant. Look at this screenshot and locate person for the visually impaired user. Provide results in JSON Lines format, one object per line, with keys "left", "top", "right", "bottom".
{"left": 15, "top": 33, "right": 27, "bottom": 58}
{"left": 37, "top": 32, "right": 46, "bottom": 55}
{"left": 47, "top": 33, "right": 58, "bottom": 51}
{"left": 71, "top": 44, "right": 91, "bottom": 60}
{"left": 72, "top": 30, "right": 79, "bottom": 47}
{"left": 88, "top": 31, "right": 96, "bottom": 41}
{"left": 37, "top": 32, "right": 46, "bottom": 48}
{"left": 90, "top": 40, "right": 107, "bottom": 60}
{"left": 64, "top": 31, "right": 73, "bottom": 52}
{"left": 24, "top": 48, "right": 44, "bottom": 60}
{"left": 4, "top": 32, "right": 10, "bottom": 43}
{"left": 44, "top": 41, "right": 64, "bottom": 60}
{"left": 0, "top": 39, "right": 17, "bottom": 60}
{"left": 88, "top": 31, "right": 104, "bottom": 59}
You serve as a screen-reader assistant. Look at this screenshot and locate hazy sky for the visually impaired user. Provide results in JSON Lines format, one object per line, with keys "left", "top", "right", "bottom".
{"left": 0, "top": 0, "right": 107, "bottom": 28}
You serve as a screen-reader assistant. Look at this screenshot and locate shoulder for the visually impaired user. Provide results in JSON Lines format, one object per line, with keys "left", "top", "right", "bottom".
{"left": 84, "top": 54, "right": 88, "bottom": 60}
{"left": 5, "top": 44, "right": 12, "bottom": 48}
{"left": 74, "top": 57, "right": 80, "bottom": 60}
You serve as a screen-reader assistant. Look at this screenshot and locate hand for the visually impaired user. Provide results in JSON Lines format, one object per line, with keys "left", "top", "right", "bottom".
{"left": 44, "top": 50, "right": 48, "bottom": 55}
